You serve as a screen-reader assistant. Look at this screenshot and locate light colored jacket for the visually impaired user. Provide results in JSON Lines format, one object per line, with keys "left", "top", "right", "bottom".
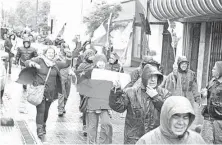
{"left": 136, "top": 96, "right": 205, "bottom": 144}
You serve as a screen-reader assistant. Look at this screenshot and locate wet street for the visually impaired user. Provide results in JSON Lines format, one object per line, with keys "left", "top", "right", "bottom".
{"left": 0, "top": 64, "right": 125, "bottom": 145}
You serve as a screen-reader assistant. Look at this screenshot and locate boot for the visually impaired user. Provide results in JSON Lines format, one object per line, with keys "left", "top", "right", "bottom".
{"left": 43, "top": 123, "right": 46, "bottom": 134}
{"left": 37, "top": 124, "right": 44, "bottom": 139}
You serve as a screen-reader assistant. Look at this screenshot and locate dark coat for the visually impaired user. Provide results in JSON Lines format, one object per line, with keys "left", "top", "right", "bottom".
{"left": 16, "top": 46, "right": 38, "bottom": 66}
{"left": 109, "top": 86, "right": 170, "bottom": 144}
{"left": 17, "top": 57, "right": 71, "bottom": 102}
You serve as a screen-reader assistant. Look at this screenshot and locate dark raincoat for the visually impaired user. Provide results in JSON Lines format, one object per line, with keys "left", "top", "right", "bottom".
{"left": 136, "top": 96, "right": 205, "bottom": 144}
{"left": 109, "top": 64, "right": 171, "bottom": 144}
{"left": 201, "top": 61, "right": 222, "bottom": 144}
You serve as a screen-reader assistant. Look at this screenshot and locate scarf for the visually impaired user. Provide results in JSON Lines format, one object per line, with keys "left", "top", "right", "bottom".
{"left": 40, "top": 55, "right": 56, "bottom": 67}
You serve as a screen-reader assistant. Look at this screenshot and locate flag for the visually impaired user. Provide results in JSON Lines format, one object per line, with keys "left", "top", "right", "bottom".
{"left": 91, "top": 21, "right": 107, "bottom": 42}
{"left": 91, "top": 13, "right": 113, "bottom": 46}
{"left": 139, "top": 13, "right": 151, "bottom": 35}
{"left": 57, "top": 23, "right": 66, "bottom": 37}
{"left": 136, "top": 0, "right": 151, "bottom": 35}
{"left": 75, "top": 68, "right": 113, "bottom": 100}
{"left": 91, "top": 68, "right": 131, "bottom": 89}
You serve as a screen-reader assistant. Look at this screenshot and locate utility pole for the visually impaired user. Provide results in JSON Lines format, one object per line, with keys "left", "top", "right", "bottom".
{"left": 36, "top": 0, "right": 39, "bottom": 31}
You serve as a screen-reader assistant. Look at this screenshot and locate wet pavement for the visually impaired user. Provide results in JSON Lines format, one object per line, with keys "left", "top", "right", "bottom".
{"left": 0, "top": 66, "right": 126, "bottom": 144}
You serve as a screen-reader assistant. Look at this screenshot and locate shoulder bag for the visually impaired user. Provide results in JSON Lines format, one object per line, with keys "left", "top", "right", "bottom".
{"left": 27, "top": 67, "right": 52, "bottom": 106}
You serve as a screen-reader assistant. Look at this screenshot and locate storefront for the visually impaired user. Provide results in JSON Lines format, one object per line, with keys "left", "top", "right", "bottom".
{"left": 149, "top": 0, "right": 222, "bottom": 88}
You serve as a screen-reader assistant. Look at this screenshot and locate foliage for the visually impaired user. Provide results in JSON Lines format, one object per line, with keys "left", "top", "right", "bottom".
{"left": 83, "top": 1, "right": 122, "bottom": 35}
{"left": 6, "top": 0, "right": 50, "bottom": 30}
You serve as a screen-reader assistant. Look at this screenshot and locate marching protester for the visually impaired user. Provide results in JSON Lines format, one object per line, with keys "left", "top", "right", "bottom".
{"left": 105, "top": 52, "right": 125, "bottom": 117}
{"left": 56, "top": 43, "right": 72, "bottom": 117}
{"left": 109, "top": 64, "right": 171, "bottom": 144}
{"left": 15, "top": 37, "right": 38, "bottom": 113}
{"left": 4, "top": 33, "right": 16, "bottom": 75}
{"left": 136, "top": 96, "right": 205, "bottom": 144}
{"left": 162, "top": 56, "right": 200, "bottom": 107}
{"left": 21, "top": 47, "right": 72, "bottom": 139}
{"left": 77, "top": 48, "right": 96, "bottom": 137}
{"left": 85, "top": 54, "right": 113, "bottom": 144}
{"left": 201, "top": 61, "right": 222, "bottom": 144}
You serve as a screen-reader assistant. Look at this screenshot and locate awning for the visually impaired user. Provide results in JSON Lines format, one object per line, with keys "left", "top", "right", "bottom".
{"left": 150, "top": 0, "right": 222, "bottom": 20}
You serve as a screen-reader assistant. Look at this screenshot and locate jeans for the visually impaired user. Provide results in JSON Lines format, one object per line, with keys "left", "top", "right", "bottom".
{"left": 36, "top": 99, "right": 52, "bottom": 125}
{"left": 86, "top": 110, "right": 113, "bottom": 144}
{"left": 58, "top": 77, "right": 71, "bottom": 113}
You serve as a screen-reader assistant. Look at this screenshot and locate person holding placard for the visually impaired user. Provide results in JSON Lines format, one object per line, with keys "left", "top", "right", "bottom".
{"left": 109, "top": 64, "right": 171, "bottom": 144}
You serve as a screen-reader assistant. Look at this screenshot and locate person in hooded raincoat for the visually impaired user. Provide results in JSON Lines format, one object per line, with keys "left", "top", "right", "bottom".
{"left": 162, "top": 56, "right": 200, "bottom": 107}
{"left": 136, "top": 96, "right": 205, "bottom": 144}
{"left": 109, "top": 64, "right": 171, "bottom": 144}
{"left": 200, "top": 61, "right": 222, "bottom": 144}
{"left": 125, "top": 55, "right": 161, "bottom": 88}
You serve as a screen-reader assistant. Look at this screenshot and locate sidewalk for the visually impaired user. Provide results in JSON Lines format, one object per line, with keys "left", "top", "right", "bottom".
{"left": 1, "top": 66, "right": 126, "bottom": 144}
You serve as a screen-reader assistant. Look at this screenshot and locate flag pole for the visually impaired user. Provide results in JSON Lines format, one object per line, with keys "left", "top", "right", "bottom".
{"left": 106, "top": 13, "right": 113, "bottom": 48}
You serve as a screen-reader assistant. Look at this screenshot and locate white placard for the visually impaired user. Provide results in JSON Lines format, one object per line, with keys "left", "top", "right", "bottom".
{"left": 91, "top": 68, "right": 131, "bottom": 89}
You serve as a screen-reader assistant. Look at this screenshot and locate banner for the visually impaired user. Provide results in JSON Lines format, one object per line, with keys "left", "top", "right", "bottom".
{"left": 91, "top": 68, "right": 131, "bottom": 89}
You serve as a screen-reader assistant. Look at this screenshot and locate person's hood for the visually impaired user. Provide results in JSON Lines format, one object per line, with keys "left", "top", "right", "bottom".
{"left": 23, "top": 37, "right": 31, "bottom": 48}
{"left": 160, "top": 96, "right": 195, "bottom": 139}
{"left": 215, "top": 61, "right": 222, "bottom": 79}
{"left": 141, "top": 64, "right": 163, "bottom": 87}
{"left": 177, "top": 56, "right": 189, "bottom": 73}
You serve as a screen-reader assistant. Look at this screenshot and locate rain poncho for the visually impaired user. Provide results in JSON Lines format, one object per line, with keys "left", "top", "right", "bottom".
{"left": 136, "top": 96, "right": 205, "bottom": 144}
{"left": 109, "top": 64, "right": 171, "bottom": 144}
{"left": 162, "top": 56, "right": 200, "bottom": 107}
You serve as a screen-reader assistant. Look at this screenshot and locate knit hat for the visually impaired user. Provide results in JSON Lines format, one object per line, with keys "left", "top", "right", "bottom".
{"left": 215, "top": 61, "right": 222, "bottom": 78}
{"left": 141, "top": 56, "right": 160, "bottom": 69}
{"left": 83, "top": 49, "right": 96, "bottom": 60}
{"left": 141, "top": 64, "right": 163, "bottom": 87}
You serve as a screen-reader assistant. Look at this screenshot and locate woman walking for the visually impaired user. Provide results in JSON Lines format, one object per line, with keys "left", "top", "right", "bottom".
{"left": 24, "top": 47, "right": 72, "bottom": 139}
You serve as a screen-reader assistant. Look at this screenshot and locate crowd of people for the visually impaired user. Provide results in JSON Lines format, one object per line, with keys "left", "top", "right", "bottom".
{"left": 1, "top": 32, "right": 222, "bottom": 144}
